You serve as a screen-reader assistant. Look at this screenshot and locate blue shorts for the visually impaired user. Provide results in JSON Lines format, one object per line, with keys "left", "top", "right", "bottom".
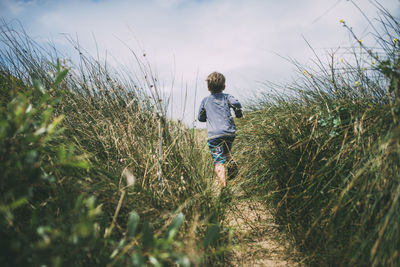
{"left": 207, "top": 135, "right": 235, "bottom": 165}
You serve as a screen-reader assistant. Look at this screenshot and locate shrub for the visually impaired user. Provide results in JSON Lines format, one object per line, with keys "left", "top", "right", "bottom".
{"left": 0, "top": 22, "right": 226, "bottom": 266}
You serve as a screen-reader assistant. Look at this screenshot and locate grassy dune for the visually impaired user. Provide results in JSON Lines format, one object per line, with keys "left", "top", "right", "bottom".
{"left": 0, "top": 23, "right": 229, "bottom": 266}
{"left": 1, "top": 4, "right": 399, "bottom": 267}
{"left": 235, "top": 6, "right": 399, "bottom": 266}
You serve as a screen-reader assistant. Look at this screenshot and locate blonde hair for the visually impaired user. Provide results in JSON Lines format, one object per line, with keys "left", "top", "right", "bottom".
{"left": 206, "top": 72, "right": 225, "bottom": 93}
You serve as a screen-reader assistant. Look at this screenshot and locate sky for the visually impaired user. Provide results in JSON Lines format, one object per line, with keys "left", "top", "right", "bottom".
{"left": 1, "top": 0, "right": 399, "bottom": 126}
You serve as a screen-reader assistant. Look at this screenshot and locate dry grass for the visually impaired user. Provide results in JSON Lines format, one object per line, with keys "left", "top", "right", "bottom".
{"left": 0, "top": 21, "right": 230, "bottom": 266}
{"left": 234, "top": 4, "right": 400, "bottom": 266}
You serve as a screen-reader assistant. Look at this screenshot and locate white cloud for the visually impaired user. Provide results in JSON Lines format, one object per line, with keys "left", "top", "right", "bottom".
{"left": 1, "top": 0, "right": 399, "bottom": 125}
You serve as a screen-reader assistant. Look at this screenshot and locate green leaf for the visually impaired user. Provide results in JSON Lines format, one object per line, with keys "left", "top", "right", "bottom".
{"left": 47, "top": 115, "right": 64, "bottom": 134}
{"left": 142, "top": 222, "right": 154, "bottom": 249}
{"left": 149, "top": 256, "right": 162, "bottom": 267}
{"left": 86, "top": 196, "right": 96, "bottom": 209}
{"left": 66, "top": 159, "right": 90, "bottom": 169}
{"left": 127, "top": 211, "right": 140, "bottom": 238}
{"left": 110, "top": 248, "right": 119, "bottom": 259}
{"left": 53, "top": 69, "right": 68, "bottom": 88}
{"left": 49, "top": 58, "right": 61, "bottom": 72}
{"left": 165, "top": 212, "right": 184, "bottom": 241}
{"left": 333, "top": 117, "right": 341, "bottom": 127}
{"left": 34, "top": 127, "right": 46, "bottom": 136}
{"left": 131, "top": 249, "right": 145, "bottom": 266}
{"left": 175, "top": 255, "right": 190, "bottom": 267}
{"left": 57, "top": 146, "right": 66, "bottom": 162}
{"left": 202, "top": 224, "right": 219, "bottom": 248}
{"left": 32, "top": 77, "right": 45, "bottom": 94}
{"left": 10, "top": 197, "right": 28, "bottom": 210}
{"left": 24, "top": 150, "right": 38, "bottom": 165}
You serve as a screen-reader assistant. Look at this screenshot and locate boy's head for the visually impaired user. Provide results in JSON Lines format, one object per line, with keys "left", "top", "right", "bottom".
{"left": 206, "top": 72, "right": 225, "bottom": 93}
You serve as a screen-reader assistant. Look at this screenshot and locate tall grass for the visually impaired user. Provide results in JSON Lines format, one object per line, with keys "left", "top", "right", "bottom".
{"left": 0, "top": 21, "right": 229, "bottom": 266}
{"left": 236, "top": 4, "right": 399, "bottom": 266}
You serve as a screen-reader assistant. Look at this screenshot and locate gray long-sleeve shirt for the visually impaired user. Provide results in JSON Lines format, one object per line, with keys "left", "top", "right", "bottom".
{"left": 198, "top": 92, "right": 242, "bottom": 140}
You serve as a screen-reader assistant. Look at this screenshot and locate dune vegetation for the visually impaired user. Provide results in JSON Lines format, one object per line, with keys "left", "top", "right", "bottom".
{"left": 0, "top": 22, "right": 232, "bottom": 266}
{"left": 235, "top": 5, "right": 399, "bottom": 266}
{"left": 1, "top": 3, "right": 399, "bottom": 267}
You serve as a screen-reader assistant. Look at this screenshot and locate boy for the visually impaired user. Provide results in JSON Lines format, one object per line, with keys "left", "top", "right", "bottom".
{"left": 198, "top": 72, "right": 243, "bottom": 188}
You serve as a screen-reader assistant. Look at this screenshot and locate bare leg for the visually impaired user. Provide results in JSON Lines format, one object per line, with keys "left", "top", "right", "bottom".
{"left": 215, "top": 163, "right": 226, "bottom": 187}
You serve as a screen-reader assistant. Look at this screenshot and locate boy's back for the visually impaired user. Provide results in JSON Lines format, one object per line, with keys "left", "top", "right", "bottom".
{"left": 198, "top": 92, "right": 242, "bottom": 139}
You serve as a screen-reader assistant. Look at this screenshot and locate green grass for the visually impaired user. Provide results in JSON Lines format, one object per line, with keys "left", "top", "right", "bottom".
{"left": 234, "top": 5, "right": 400, "bottom": 266}
{"left": 0, "top": 22, "right": 230, "bottom": 266}
{"left": 1, "top": 3, "right": 399, "bottom": 267}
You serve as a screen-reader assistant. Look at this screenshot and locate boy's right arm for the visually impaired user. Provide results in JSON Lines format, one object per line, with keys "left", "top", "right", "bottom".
{"left": 227, "top": 95, "right": 243, "bottom": 118}
{"left": 198, "top": 98, "right": 207, "bottom": 122}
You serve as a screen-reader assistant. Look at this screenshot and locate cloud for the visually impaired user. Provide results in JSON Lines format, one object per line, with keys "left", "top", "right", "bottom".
{"left": 1, "top": 0, "right": 399, "bottom": 124}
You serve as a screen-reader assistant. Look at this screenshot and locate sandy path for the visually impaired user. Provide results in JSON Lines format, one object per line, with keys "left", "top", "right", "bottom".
{"left": 225, "top": 200, "right": 303, "bottom": 266}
